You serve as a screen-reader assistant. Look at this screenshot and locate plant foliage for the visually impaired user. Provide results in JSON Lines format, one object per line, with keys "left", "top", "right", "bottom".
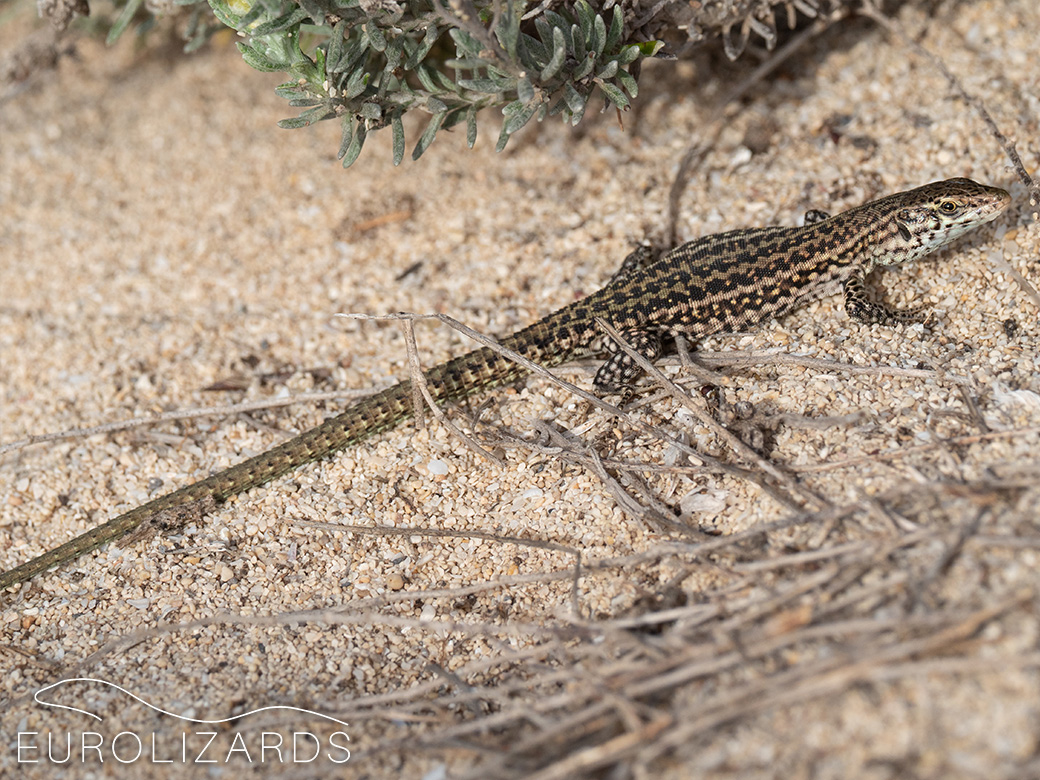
{"left": 134, "top": 0, "right": 662, "bottom": 166}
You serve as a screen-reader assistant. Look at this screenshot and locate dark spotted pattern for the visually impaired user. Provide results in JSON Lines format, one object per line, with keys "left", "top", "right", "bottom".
{"left": 0, "top": 179, "right": 1011, "bottom": 590}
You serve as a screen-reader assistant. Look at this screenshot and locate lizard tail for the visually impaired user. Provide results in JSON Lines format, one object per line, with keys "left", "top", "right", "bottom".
{"left": 0, "top": 308, "right": 583, "bottom": 591}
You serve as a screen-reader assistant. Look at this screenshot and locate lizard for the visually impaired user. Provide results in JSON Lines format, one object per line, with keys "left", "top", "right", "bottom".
{"left": 0, "top": 177, "right": 1011, "bottom": 592}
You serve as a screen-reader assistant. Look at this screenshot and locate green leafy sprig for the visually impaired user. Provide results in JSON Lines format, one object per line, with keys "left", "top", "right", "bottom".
{"left": 211, "top": 0, "right": 660, "bottom": 166}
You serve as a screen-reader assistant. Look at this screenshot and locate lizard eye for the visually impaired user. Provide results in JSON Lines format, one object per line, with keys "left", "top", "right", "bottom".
{"left": 939, "top": 200, "right": 959, "bottom": 213}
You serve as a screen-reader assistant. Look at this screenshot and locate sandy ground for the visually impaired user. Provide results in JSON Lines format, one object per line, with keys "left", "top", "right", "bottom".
{"left": 1, "top": 0, "right": 1039, "bottom": 777}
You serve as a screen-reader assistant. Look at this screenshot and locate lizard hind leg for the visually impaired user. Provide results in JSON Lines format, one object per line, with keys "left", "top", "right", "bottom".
{"left": 594, "top": 328, "right": 664, "bottom": 395}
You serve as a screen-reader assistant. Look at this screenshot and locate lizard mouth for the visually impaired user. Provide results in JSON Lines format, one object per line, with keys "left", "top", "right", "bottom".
{"left": 978, "top": 188, "right": 1012, "bottom": 221}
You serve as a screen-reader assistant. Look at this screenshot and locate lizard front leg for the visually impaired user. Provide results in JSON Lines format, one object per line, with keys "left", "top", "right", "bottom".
{"left": 607, "top": 242, "right": 660, "bottom": 286}
{"left": 803, "top": 208, "right": 831, "bottom": 225}
{"left": 843, "top": 271, "right": 926, "bottom": 324}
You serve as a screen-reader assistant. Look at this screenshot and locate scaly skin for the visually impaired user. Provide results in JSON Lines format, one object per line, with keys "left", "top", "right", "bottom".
{"left": 0, "top": 178, "right": 1010, "bottom": 592}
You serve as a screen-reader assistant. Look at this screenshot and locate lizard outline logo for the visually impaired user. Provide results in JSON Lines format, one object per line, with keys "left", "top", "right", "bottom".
{"left": 33, "top": 677, "right": 350, "bottom": 727}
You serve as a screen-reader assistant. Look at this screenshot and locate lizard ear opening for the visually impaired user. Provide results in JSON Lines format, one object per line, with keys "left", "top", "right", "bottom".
{"left": 896, "top": 221, "right": 913, "bottom": 242}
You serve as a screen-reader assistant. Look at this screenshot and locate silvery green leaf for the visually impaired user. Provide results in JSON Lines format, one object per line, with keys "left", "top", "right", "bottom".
{"left": 485, "top": 63, "right": 516, "bottom": 80}
{"left": 412, "top": 112, "right": 445, "bottom": 160}
{"left": 449, "top": 28, "right": 482, "bottom": 57}
{"left": 342, "top": 121, "right": 367, "bottom": 167}
{"left": 458, "top": 78, "right": 505, "bottom": 93}
{"left": 391, "top": 114, "right": 405, "bottom": 166}
{"left": 616, "top": 68, "right": 638, "bottom": 98}
{"left": 591, "top": 12, "right": 607, "bottom": 55}
{"left": 616, "top": 44, "right": 641, "bottom": 65}
{"left": 251, "top": 7, "right": 308, "bottom": 36}
{"left": 502, "top": 101, "right": 537, "bottom": 135}
{"left": 326, "top": 21, "right": 346, "bottom": 71}
{"left": 534, "top": 15, "right": 551, "bottom": 44}
{"left": 596, "top": 59, "right": 618, "bottom": 80}
{"left": 466, "top": 106, "right": 477, "bottom": 148}
{"left": 517, "top": 77, "right": 535, "bottom": 103}
{"left": 605, "top": 6, "right": 623, "bottom": 52}
{"left": 238, "top": 42, "right": 283, "bottom": 72}
{"left": 564, "top": 82, "right": 585, "bottom": 113}
{"left": 571, "top": 24, "right": 586, "bottom": 61}
{"left": 544, "top": 11, "right": 571, "bottom": 49}
{"left": 496, "top": 4, "right": 520, "bottom": 58}
{"left": 365, "top": 22, "right": 387, "bottom": 52}
{"left": 278, "top": 116, "right": 312, "bottom": 129}
{"left": 434, "top": 68, "right": 458, "bottom": 91}
{"left": 278, "top": 105, "right": 332, "bottom": 128}
{"left": 519, "top": 33, "right": 546, "bottom": 65}
{"left": 598, "top": 81, "right": 629, "bottom": 109}
{"left": 331, "top": 36, "right": 364, "bottom": 76}
{"left": 206, "top": 0, "right": 239, "bottom": 29}
{"left": 343, "top": 68, "right": 370, "bottom": 99}
{"left": 415, "top": 65, "right": 439, "bottom": 93}
{"left": 107, "top": 0, "right": 144, "bottom": 44}
{"left": 337, "top": 115, "right": 353, "bottom": 159}
{"left": 502, "top": 98, "right": 524, "bottom": 117}
{"left": 575, "top": 0, "right": 595, "bottom": 41}
{"left": 572, "top": 51, "right": 595, "bottom": 80}
{"left": 543, "top": 10, "right": 569, "bottom": 29}
{"left": 540, "top": 26, "right": 566, "bottom": 81}
{"left": 405, "top": 24, "right": 439, "bottom": 69}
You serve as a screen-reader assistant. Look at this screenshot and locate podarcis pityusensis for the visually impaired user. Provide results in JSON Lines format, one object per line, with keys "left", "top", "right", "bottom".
{"left": 0, "top": 178, "right": 1010, "bottom": 592}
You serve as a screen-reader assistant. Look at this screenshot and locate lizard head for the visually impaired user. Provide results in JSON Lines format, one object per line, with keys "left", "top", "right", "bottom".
{"left": 884, "top": 178, "right": 1010, "bottom": 265}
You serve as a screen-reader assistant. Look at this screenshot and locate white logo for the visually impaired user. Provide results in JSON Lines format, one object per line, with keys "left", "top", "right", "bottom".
{"left": 18, "top": 678, "right": 352, "bottom": 766}
{"left": 34, "top": 678, "right": 349, "bottom": 727}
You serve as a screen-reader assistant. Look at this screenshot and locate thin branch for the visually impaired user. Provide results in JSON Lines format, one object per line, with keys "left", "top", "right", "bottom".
{"left": 397, "top": 313, "right": 505, "bottom": 465}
